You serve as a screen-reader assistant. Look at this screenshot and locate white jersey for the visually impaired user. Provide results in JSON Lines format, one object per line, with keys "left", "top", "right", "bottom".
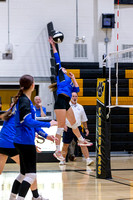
{"left": 66, "top": 101, "right": 88, "bottom": 128}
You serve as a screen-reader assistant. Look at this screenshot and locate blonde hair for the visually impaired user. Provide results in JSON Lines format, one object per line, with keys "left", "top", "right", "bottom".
{"left": 48, "top": 82, "right": 57, "bottom": 92}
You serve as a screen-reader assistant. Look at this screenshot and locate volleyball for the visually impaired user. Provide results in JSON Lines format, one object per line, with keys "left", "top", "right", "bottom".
{"left": 52, "top": 31, "right": 64, "bottom": 43}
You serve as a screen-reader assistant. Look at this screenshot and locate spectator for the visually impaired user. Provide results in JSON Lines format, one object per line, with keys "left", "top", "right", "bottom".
{"left": 34, "top": 96, "right": 46, "bottom": 117}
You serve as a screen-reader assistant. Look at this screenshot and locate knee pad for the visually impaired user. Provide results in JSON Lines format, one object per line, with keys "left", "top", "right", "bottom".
{"left": 71, "top": 122, "right": 78, "bottom": 129}
{"left": 16, "top": 173, "right": 25, "bottom": 183}
{"left": 24, "top": 173, "right": 36, "bottom": 185}
{"left": 56, "top": 128, "right": 64, "bottom": 136}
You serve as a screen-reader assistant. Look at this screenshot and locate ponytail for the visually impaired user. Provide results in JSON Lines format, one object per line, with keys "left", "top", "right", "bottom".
{"left": 0, "top": 87, "right": 24, "bottom": 121}
{"left": 49, "top": 82, "right": 57, "bottom": 92}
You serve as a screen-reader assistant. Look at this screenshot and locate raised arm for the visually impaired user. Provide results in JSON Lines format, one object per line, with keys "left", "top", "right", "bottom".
{"left": 48, "top": 37, "right": 57, "bottom": 54}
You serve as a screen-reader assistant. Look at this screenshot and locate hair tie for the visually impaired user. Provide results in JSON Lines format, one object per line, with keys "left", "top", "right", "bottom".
{"left": 20, "top": 87, "right": 24, "bottom": 90}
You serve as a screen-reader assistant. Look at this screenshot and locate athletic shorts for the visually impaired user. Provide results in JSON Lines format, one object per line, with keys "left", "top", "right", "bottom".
{"left": 63, "top": 126, "right": 85, "bottom": 144}
{"left": 54, "top": 94, "right": 70, "bottom": 110}
{"left": 14, "top": 143, "right": 36, "bottom": 175}
{"left": 0, "top": 147, "right": 18, "bottom": 157}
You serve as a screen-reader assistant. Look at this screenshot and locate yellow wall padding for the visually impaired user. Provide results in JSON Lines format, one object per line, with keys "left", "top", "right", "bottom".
{"left": 67, "top": 69, "right": 80, "bottom": 78}
{"left": 111, "top": 97, "right": 133, "bottom": 105}
{"left": 129, "top": 124, "right": 133, "bottom": 132}
{"left": 129, "top": 88, "right": 133, "bottom": 96}
{"left": 0, "top": 89, "right": 36, "bottom": 111}
{"left": 76, "top": 79, "right": 83, "bottom": 88}
{"left": 78, "top": 88, "right": 83, "bottom": 97}
{"left": 129, "top": 115, "right": 133, "bottom": 124}
{"left": 125, "top": 70, "right": 133, "bottom": 79}
{"left": 78, "top": 97, "right": 97, "bottom": 105}
{"left": 1, "top": 104, "right": 10, "bottom": 111}
{"left": 129, "top": 108, "right": 133, "bottom": 115}
{"left": 129, "top": 79, "right": 133, "bottom": 88}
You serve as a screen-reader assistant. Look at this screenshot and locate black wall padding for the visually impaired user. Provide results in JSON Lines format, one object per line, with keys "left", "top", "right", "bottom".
{"left": 80, "top": 69, "right": 103, "bottom": 78}
{"left": 87, "top": 124, "right": 96, "bottom": 133}
{"left": 83, "top": 79, "right": 97, "bottom": 88}
{"left": 79, "top": 68, "right": 125, "bottom": 79}
{"left": 61, "top": 62, "right": 99, "bottom": 69}
{"left": 114, "top": 0, "right": 133, "bottom": 5}
{"left": 111, "top": 88, "right": 129, "bottom": 96}
{"left": 111, "top": 142, "right": 133, "bottom": 152}
{"left": 82, "top": 88, "right": 128, "bottom": 96}
{"left": 106, "top": 69, "right": 125, "bottom": 78}
{"left": 111, "top": 115, "right": 129, "bottom": 124}
{"left": 115, "top": 62, "right": 133, "bottom": 69}
{"left": 87, "top": 134, "right": 95, "bottom": 141}
{"left": 111, "top": 79, "right": 129, "bottom": 88}
{"left": 83, "top": 79, "right": 128, "bottom": 90}
{"left": 83, "top": 105, "right": 96, "bottom": 115}
{"left": 86, "top": 115, "right": 96, "bottom": 124}
{"left": 83, "top": 88, "right": 96, "bottom": 96}
{"left": 111, "top": 133, "right": 133, "bottom": 142}
{"left": 111, "top": 124, "right": 129, "bottom": 133}
{"left": 111, "top": 107, "right": 129, "bottom": 115}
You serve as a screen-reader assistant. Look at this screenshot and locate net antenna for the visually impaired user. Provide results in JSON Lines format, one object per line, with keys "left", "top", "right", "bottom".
{"left": 104, "top": 47, "right": 133, "bottom": 109}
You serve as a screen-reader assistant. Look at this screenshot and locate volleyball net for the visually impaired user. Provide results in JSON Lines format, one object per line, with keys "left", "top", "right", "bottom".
{"left": 106, "top": 47, "right": 133, "bottom": 108}
{"left": 96, "top": 47, "right": 133, "bottom": 179}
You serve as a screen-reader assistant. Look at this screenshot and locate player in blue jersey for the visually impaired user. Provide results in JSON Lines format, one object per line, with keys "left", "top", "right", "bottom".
{"left": 48, "top": 37, "right": 93, "bottom": 162}
{"left": 0, "top": 107, "right": 57, "bottom": 200}
{"left": 2, "top": 74, "right": 57, "bottom": 200}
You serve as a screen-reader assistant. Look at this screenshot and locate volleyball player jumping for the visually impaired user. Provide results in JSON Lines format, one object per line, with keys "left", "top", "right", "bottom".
{"left": 48, "top": 37, "right": 93, "bottom": 162}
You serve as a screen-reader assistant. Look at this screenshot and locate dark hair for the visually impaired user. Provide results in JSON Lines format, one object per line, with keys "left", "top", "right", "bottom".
{"left": 0, "top": 74, "right": 34, "bottom": 121}
{"left": 19, "top": 74, "right": 34, "bottom": 90}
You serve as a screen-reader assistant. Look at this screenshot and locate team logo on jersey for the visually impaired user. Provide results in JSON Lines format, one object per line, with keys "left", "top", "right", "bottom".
{"left": 70, "top": 81, "right": 74, "bottom": 87}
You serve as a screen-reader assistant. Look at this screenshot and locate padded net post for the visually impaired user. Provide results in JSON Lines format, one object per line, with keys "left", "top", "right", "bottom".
{"left": 96, "top": 78, "right": 112, "bottom": 179}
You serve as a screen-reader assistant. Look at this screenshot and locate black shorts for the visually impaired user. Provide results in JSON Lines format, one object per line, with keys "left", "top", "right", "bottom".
{"left": 14, "top": 143, "right": 36, "bottom": 175}
{"left": 63, "top": 126, "right": 85, "bottom": 144}
{"left": 54, "top": 94, "right": 70, "bottom": 111}
{"left": 0, "top": 147, "right": 18, "bottom": 157}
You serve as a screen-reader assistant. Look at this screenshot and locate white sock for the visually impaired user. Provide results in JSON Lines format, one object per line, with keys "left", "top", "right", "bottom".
{"left": 17, "top": 196, "right": 25, "bottom": 200}
{"left": 9, "top": 193, "right": 17, "bottom": 200}
{"left": 78, "top": 136, "right": 84, "bottom": 142}
{"left": 56, "top": 145, "right": 60, "bottom": 151}
{"left": 86, "top": 157, "right": 91, "bottom": 162}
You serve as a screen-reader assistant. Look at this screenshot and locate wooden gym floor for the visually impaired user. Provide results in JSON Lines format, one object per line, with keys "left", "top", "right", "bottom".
{"left": 1, "top": 156, "right": 133, "bottom": 200}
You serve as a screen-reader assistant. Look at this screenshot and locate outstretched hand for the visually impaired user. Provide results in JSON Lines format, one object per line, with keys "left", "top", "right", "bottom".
{"left": 50, "top": 120, "right": 58, "bottom": 126}
{"left": 35, "top": 145, "right": 42, "bottom": 153}
{"left": 69, "top": 72, "right": 75, "bottom": 79}
{"left": 48, "top": 37, "right": 55, "bottom": 45}
{"left": 46, "top": 135, "right": 58, "bottom": 142}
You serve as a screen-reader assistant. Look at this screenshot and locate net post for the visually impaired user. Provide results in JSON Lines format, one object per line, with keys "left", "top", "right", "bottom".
{"left": 102, "top": 54, "right": 106, "bottom": 78}
{"left": 96, "top": 78, "right": 112, "bottom": 179}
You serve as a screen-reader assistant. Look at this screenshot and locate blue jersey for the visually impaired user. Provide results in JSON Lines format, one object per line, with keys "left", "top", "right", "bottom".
{"left": 34, "top": 106, "right": 46, "bottom": 117}
{"left": 14, "top": 94, "right": 50, "bottom": 145}
{"left": 54, "top": 52, "right": 79, "bottom": 98}
{"left": 0, "top": 112, "right": 16, "bottom": 148}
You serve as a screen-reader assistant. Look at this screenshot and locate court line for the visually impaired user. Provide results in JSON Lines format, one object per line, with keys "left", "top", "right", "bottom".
{"left": 3, "top": 163, "right": 133, "bottom": 187}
